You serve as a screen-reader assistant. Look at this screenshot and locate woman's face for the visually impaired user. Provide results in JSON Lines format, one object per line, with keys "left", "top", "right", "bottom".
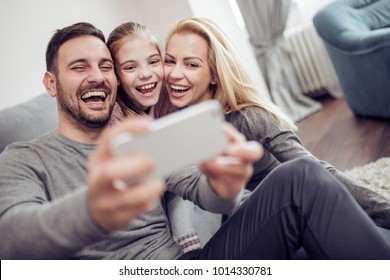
{"left": 164, "top": 32, "right": 215, "bottom": 108}
{"left": 114, "top": 37, "right": 164, "bottom": 111}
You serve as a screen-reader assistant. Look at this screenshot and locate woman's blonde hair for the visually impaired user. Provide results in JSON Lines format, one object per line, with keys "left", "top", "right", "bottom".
{"left": 107, "top": 22, "right": 162, "bottom": 118}
{"left": 165, "top": 17, "right": 296, "bottom": 130}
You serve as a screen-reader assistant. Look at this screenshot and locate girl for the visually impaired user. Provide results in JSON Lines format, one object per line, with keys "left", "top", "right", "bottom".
{"left": 162, "top": 17, "right": 390, "bottom": 233}
{"left": 107, "top": 22, "right": 201, "bottom": 252}
{"left": 107, "top": 21, "right": 168, "bottom": 121}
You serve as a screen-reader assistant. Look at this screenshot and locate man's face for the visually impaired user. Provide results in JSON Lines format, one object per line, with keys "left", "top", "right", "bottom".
{"left": 54, "top": 35, "right": 118, "bottom": 129}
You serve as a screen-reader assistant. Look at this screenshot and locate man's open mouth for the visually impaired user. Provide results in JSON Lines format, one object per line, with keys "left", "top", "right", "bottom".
{"left": 81, "top": 91, "right": 107, "bottom": 103}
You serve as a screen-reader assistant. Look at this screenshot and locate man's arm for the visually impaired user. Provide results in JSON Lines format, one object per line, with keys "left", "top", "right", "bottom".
{"left": 0, "top": 118, "right": 165, "bottom": 259}
{"left": 0, "top": 187, "right": 105, "bottom": 259}
{"left": 87, "top": 118, "right": 166, "bottom": 232}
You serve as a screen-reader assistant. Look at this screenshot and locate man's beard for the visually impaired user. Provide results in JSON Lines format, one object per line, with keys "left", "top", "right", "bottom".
{"left": 56, "top": 80, "right": 114, "bottom": 129}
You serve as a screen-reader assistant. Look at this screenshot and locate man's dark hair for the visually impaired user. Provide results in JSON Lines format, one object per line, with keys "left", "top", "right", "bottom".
{"left": 45, "top": 22, "right": 106, "bottom": 74}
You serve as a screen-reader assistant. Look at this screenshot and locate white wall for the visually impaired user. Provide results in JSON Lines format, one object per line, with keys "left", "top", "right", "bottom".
{"left": 0, "top": 0, "right": 269, "bottom": 110}
{"left": 188, "top": 0, "right": 269, "bottom": 99}
{"left": 129, "top": 0, "right": 193, "bottom": 45}
{"left": 0, "top": 0, "right": 141, "bottom": 110}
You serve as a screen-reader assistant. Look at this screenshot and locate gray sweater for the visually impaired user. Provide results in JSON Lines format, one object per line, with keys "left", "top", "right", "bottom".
{"left": 225, "top": 106, "right": 390, "bottom": 227}
{"left": 0, "top": 131, "right": 239, "bottom": 259}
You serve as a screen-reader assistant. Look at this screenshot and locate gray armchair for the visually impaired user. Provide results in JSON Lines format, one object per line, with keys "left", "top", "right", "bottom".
{"left": 313, "top": 0, "right": 390, "bottom": 118}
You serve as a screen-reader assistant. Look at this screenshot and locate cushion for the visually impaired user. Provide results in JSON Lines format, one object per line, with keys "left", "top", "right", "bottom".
{"left": 0, "top": 94, "right": 58, "bottom": 153}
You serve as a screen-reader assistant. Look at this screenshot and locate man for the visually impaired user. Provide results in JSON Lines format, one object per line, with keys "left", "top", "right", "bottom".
{"left": 0, "top": 22, "right": 261, "bottom": 259}
{"left": 0, "top": 22, "right": 389, "bottom": 260}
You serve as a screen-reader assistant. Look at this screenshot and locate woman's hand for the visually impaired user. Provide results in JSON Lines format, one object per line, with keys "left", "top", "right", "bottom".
{"left": 200, "top": 122, "right": 263, "bottom": 200}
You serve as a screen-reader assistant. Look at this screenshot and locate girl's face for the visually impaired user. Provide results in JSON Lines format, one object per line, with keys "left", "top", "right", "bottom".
{"left": 115, "top": 37, "right": 164, "bottom": 111}
{"left": 164, "top": 33, "right": 215, "bottom": 108}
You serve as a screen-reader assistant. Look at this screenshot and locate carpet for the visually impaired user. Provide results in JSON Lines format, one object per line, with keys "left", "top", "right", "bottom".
{"left": 344, "top": 157, "right": 390, "bottom": 200}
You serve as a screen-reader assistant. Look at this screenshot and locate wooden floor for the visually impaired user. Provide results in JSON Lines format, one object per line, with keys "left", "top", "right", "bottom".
{"left": 296, "top": 95, "right": 390, "bottom": 171}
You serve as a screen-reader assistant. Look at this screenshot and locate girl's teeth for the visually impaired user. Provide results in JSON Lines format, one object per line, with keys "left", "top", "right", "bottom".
{"left": 139, "top": 83, "right": 156, "bottom": 90}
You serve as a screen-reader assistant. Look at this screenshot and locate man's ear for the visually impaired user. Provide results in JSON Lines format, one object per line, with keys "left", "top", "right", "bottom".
{"left": 43, "top": 71, "right": 57, "bottom": 97}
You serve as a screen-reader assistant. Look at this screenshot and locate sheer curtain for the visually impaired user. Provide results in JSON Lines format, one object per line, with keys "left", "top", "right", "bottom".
{"left": 291, "top": 0, "right": 334, "bottom": 25}
{"left": 236, "top": 0, "right": 321, "bottom": 121}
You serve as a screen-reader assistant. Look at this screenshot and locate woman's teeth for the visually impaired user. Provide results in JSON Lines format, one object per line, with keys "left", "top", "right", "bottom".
{"left": 171, "top": 85, "right": 190, "bottom": 93}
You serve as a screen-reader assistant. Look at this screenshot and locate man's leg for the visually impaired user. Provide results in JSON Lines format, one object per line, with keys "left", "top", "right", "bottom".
{"left": 190, "top": 158, "right": 390, "bottom": 259}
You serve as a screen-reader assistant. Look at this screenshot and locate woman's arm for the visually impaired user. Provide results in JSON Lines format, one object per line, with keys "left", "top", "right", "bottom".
{"left": 227, "top": 107, "right": 390, "bottom": 229}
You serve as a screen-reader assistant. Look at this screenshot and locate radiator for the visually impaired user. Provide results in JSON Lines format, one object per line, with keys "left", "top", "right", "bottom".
{"left": 284, "top": 24, "right": 342, "bottom": 98}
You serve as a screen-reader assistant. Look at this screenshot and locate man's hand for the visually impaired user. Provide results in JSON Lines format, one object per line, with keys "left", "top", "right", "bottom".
{"left": 87, "top": 118, "right": 165, "bottom": 232}
{"left": 200, "top": 123, "right": 263, "bottom": 200}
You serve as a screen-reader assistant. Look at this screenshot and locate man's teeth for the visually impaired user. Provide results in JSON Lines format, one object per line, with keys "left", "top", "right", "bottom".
{"left": 171, "top": 85, "right": 190, "bottom": 91}
{"left": 81, "top": 91, "right": 106, "bottom": 99}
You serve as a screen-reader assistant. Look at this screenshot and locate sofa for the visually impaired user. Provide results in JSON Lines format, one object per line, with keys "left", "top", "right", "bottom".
{"left": 0, "top": 94, "right": 58, "bottom": 153}
{"left": 313, "top": 0, "right": 390, "bottom": 118}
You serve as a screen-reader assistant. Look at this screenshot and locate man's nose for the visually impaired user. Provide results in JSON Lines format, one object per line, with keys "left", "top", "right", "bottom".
{"left": 87, "top": 67, "right": 105, "bottom": 83}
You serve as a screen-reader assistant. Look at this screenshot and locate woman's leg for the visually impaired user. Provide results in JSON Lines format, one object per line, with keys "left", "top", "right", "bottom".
{"left": 293, "top": 226, "right": 390, "bottom": 259}
{"left": 191, "top": 157, "right": 390, "bottom": 259}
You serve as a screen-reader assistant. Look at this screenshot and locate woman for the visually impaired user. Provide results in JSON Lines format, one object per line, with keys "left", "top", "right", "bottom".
{"left": 106, "top": 22, "right": 201, "bottom": 252}
{"left": 162, "top": 17, "right": 390, "bottom": 236}
{"left": 101, "top": 20, "right": 390, "bottom": 260}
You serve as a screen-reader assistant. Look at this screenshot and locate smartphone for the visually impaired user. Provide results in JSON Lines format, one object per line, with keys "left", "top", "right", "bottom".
{"left": 110, "top": 100, "right": 227, "bottom": 182}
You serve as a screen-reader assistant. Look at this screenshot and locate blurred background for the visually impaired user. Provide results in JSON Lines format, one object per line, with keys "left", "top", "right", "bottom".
{"left": 0, "top": 0, "right": 332, "bottom": 111}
